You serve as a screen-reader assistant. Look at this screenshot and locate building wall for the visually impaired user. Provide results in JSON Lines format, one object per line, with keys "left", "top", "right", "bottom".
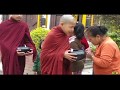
{"left": 2, "top": 15, "right": 37, "bottom": 31}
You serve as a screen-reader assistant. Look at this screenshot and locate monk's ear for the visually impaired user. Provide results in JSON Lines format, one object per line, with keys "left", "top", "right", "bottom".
{"left": 60, "top": 22, "right": 64, "bottom": 26}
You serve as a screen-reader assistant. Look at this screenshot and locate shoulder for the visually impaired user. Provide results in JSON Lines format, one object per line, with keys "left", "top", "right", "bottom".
{"left": 101, "top": 39, "right": 117, "bottom": 51}
{"left": 45, "top": 30, "right": 56, "bottom": 39}
{"left": 19, "top": 21, "right": 28, "bottom": 28}
{"left": 104, "top": 37, "right": 116, "bottom": 46}
{"left": 0, "top": 20, "right": 9, "bottom": 25}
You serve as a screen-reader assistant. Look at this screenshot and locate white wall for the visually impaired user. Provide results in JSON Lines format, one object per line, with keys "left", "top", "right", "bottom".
{"left": 0, "top": 15, "right": 3, "bottom": 23}
{"left": 47, "top": 15, "right": 51, "bottom": 29}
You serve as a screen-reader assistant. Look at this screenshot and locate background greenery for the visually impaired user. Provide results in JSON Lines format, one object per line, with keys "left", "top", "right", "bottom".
{"left": 94, "top": 15, "right": 120, "bottom": 49}
{"left": 30, "top": 27, "right": 50, "bottom": 51}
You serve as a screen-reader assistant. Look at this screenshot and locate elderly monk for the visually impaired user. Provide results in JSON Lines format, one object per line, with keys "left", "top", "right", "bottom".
{"left": 0, "top": 15, "right": 37, "bottom": 75}
{"left": 40, "top": 15, "right": 77, "bottom": 75}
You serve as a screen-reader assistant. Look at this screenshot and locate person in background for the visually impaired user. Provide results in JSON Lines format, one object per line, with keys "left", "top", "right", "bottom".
{"left": 33, "top": 40, "right": 44, "bottom": 75}
{"left": 69, "top": 22, "right": 86, "bottom": 75}
{"left": 0, "top": 15, "right": 37, "bottom": 75}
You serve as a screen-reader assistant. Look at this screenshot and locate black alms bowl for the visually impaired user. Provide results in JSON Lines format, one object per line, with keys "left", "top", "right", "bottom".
{"left": 71, "top": 50, "right": 86, "bottom": 61}
{"left": 17, "top": 47, "right": 31, "bottom": 53}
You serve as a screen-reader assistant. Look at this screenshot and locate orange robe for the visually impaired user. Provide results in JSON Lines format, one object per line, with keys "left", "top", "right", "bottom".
{"left": 93, "top": 37, "right": 120, "bottom": 75}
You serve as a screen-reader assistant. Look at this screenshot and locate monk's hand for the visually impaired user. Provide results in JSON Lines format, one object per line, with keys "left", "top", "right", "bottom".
{"left": 25, "top": 49, "right": 33, "bottom": 56}
{"left": 17, "top": 50, "right": 26, "bottom": 56}
{"left": 64, "top": 50, "right": 77, "bottom": 62}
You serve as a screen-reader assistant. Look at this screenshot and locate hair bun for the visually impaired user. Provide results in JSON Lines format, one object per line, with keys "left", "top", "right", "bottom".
{"left": 98, "top": 26, "right": 108, "bottom": 34}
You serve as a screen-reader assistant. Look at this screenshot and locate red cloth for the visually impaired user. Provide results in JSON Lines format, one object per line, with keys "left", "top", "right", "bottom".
{"left": 80, "top": 37, "right": 89, "bottom": 49}
{"left": 40, "top": 26, "right": 72, "bottom": 75}
{"left": 0, "top": 18, "right": 37, "bottom": 75}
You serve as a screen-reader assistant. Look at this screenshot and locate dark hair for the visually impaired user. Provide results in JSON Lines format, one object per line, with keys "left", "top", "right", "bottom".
{"left": 74, "top": 22, "right": 84, "bottom": 40}
{"left": 86, "top": 26, "right": 108, "bottom": 37}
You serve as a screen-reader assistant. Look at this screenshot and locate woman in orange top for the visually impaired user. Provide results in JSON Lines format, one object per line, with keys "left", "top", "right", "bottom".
{"left": 85, "top": 26, "right": 120, "bottom": 75}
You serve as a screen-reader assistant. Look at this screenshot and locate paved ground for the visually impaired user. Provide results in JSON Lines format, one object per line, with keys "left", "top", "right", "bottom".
{"left": 82, "top": 60, "right": 93, "bottom": 75}
{"left": 0, "top": 55, "right": 34, "bottom": 75}
{"left": 0, "top": 51, "right": 93, "bottom": 75}
{"left": 0, "top": 59, "right": 93, "bottom": 75}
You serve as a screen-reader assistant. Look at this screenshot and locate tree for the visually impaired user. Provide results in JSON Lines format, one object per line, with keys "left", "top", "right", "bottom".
{"left": 94, "top": 15, "right": 120, "bottom": 48}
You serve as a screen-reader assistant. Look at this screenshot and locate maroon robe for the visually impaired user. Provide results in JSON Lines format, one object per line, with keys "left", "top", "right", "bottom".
{"left": 40, "top": 25, "right": 72, "bottom": 75}
{"left": 0, "top": 18, "right": 37, "bottom": 75}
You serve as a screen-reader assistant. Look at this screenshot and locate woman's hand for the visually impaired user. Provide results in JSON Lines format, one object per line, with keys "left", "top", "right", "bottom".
{"left": 85, "top": 48, "right": 94, "bottom": 60}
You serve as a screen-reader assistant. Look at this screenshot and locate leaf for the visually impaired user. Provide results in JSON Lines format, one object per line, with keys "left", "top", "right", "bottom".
{"left": 30, "top": 27, "right": 50, "bottom": 50}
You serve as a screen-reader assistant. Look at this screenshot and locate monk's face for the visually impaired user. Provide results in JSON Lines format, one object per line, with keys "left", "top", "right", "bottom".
{"left": 86, "top": 32, "right": 101, "bottom": 45}
{"left": 11, "top": 15, "right": 23, "bottom": 21}
{"left": 61, "top": 22, "right": 76, "bottom": 36}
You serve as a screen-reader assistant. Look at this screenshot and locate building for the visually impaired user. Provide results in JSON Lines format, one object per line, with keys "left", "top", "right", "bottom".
{"left": 1, "top": 14, "right": 94, "bottom": 31}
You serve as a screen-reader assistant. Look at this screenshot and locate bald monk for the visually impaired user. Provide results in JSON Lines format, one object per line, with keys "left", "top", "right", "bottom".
{"left": 86, "top": 26, "right": 120, "bottom": 75}
{"left": 0, "top": 15, "right": 37, "bottom": 75}
{"left": 40, "top": 15, "right": 77, "bottom": 75}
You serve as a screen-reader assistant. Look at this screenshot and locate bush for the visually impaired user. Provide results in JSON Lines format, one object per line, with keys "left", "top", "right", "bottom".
{"left": 108, "top": 31, "right": 120, "bottom": 49}
{"left": 30, "top": 27, "right": 50, "bottom": 51}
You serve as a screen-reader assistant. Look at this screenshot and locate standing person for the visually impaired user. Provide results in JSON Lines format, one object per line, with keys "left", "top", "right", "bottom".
{"left": 85, "top": 26, "right": 120, "bottom": 75}
{"left": 40, "top": 15, "right": 77, "bottom": 75}
{"left": 33, "top": 40, "right": 44, "bottom": 75}
{"left": 69, "top": 22, "right": 86, "bottom": 75}
{"left": 0, "top": 15, "right": 37, "bottom": 75}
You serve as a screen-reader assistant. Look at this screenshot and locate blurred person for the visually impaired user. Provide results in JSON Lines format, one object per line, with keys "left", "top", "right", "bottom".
{"left": 0, "top": 15, "right": 37, "bottom": 75}
{"left": 69, "top": 22, "right": 86, "bottom": 75}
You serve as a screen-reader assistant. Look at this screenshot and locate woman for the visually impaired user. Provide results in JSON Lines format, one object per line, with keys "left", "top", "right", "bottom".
{"left": 69, "top": 22, "right": 86, "bottom": 75}
{"left": 85, "top": 26, "right": 120, "bottom": 75}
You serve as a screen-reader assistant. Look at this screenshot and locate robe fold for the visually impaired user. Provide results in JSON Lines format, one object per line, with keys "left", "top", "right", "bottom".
{"left": 0, "top": 18, "right": 37, "bottom": 75}
{"left": 40, "top": 26, "right": 72, "bottom": 75}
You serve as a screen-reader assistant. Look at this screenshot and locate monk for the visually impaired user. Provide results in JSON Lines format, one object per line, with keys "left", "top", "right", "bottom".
{"left": 40, "top": 15, "right": 77, "bottom": 75}
{"left": 85, "top": 26, "right": 120, "bottom": 75}
{"left": 0, "top": 15, "right": 37, "bottom": 75}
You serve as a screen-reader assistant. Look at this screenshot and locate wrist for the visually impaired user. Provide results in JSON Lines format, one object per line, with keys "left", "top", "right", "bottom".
{"left": 91, "top": 55, "right": 94, "bottom": 59}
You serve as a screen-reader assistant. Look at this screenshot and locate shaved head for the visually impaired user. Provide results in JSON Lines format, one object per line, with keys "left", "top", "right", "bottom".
{"left": 59, "top": 15, "right": 77, "bottom": 37}
{"left": 59, "top": 15, "right": 76, "bottom": 24}
{"left": 9, "top": 15, "right": 23, "bottom": 21}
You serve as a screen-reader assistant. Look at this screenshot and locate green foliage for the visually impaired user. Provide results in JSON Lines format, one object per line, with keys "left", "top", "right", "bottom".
{"left": 112, "top": 71, "right": 119, "bottom": 75}
{"left": 94, "top": 15, "right": 120, "bottom": 30}
{"left": 94, "top": 15, "right": 120, "bottom": 49}
{"left": 108, "top": 30, "right": 120, "bottom": 49}
{"left": 30, "top": 27, "right": 50, "bottom": 51}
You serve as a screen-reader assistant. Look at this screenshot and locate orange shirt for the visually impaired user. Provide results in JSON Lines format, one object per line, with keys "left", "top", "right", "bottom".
{"left": 93, "top": 37, "right": 120, "bottom": 75}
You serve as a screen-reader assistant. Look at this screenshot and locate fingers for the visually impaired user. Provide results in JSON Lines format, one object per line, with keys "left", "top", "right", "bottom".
{"left": 17, "top": 51, "right": 25, "bottom": 56}
{"left": 26, "top": 51, "right": 32, "bottom": 53}
{"left": 69, "top": 53, "right": 77, "bottom": 56}
{"left": 16, "top": 49, "right": 21, "bottom": 52}
{"left": 25, "top": 51, "right": 33, "bottom": 56}
{"left": 17, "top": 51, "right": 25, "bottom": 54}
{"left": 68, "top": 56, "right": 77, "bottom": 62}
